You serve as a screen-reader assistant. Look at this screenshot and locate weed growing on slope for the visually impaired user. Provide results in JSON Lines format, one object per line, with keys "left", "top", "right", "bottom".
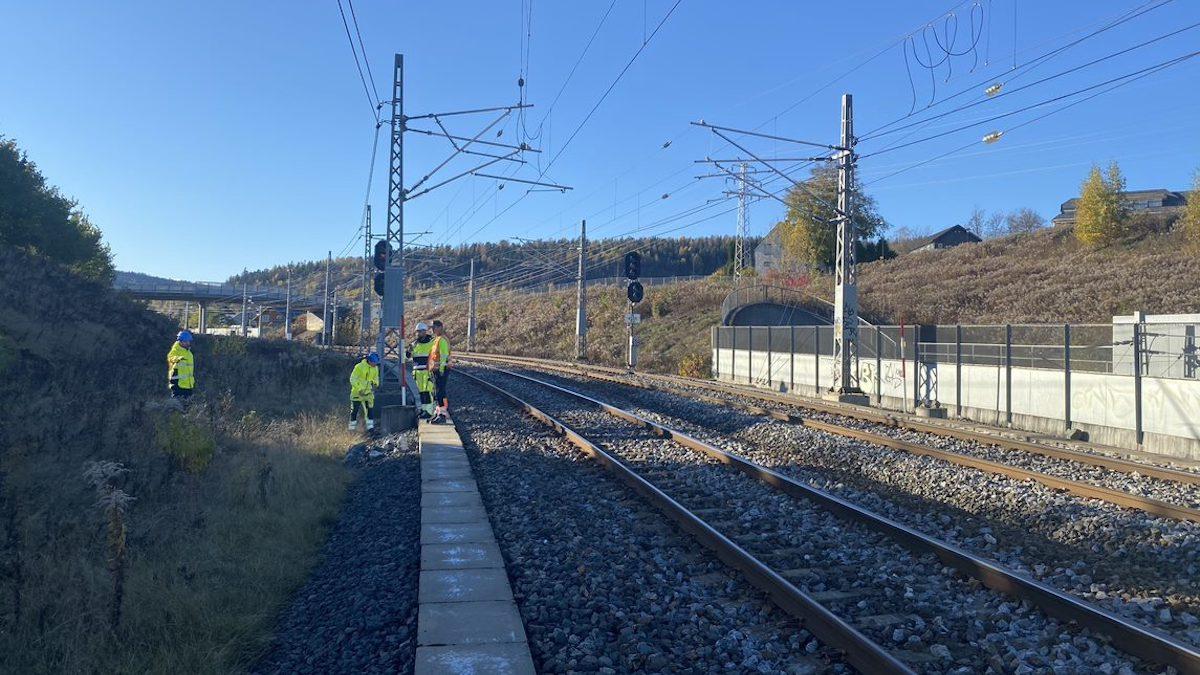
{"left": 0, "top": 248, "right": 359, "bottom": 674}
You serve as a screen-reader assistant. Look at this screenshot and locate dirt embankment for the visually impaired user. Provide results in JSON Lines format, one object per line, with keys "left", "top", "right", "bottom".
{"left": 0, "top": 248, "right": 358, "bottom": 673}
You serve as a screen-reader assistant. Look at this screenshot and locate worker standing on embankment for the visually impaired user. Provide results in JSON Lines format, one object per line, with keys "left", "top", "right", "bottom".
{"left": 349, "top": 353, "right": 380, "bottom": 432}
{"left": 430, "top": 319, "right": 451, "bottom": 424}
{"left": 406, "top": 322, "right": 436, "bottom": 419}
{"left": 167, "top": 330, "right": 195, "bottom": 399}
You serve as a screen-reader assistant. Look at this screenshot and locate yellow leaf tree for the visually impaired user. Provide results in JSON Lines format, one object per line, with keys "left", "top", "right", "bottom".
{"left": 1074, "top": 161, "right": 1129, "bottom": 246}
{"left": 1182, "top": 170, "right": 1200, "bottom": 251}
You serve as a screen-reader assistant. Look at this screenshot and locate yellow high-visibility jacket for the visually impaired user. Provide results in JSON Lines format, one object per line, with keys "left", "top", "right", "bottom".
{"left": 167, "top": 341, "right": 195, "bottom": 389}
{"left": 431, "top": 335, "right": 451, "bottom": 373}
{"left": 409, "top": 336, "right": 435, "bottom": 393}
{"left": 349, "top": 359, "right": 380, "bottom": 402}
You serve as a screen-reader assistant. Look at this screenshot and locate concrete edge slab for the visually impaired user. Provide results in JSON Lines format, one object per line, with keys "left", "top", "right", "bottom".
{"left": 417, "top": 420, "right": 534, "bottom": 670}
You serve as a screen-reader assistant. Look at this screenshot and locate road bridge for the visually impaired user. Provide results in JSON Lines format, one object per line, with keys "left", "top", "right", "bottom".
{"left": 113, "top": 278, "right": 331, "bottom": 333}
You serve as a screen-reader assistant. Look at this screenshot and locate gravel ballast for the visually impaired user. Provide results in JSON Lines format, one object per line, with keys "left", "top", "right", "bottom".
{"left": 464, "top": 366, "right": 1161, "bottom": 674}
{"left": 255, "top": 433, "right": 420, "bottom": 675}
{"left": 454, "top": 376, "right": 845, "bottom": 674}
{"left": 482, "top": 363, "right": 1200, "bottom": 650}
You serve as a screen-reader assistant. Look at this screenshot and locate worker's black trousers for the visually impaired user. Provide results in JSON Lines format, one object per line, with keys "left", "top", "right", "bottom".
{"left": 349, "top": 400, "right": 374, "bottom": 421}
{"left": 434, "top": 370, "right": 450, "bottom": 409}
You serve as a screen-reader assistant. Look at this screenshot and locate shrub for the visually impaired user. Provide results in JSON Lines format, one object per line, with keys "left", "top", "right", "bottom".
{"left": 157, "top": 412, "right": 216, "bottom": 473}
{"left": 1183, "top": 171, "right": 1200, "bottom": 252}
{"left": 678, "top": 350, "right": 710, "bottom": 379}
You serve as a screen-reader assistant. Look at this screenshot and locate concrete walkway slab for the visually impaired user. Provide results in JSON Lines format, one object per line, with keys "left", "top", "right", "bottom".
{"left": 419, "top": 568, "right": 514, "bottom": 604}
{"left": 421, "top": 542, "right": 505, "bottom": 571}
{"left": 417, "top": 420, "right": 534, "bottom": 673}
{"left": 420, "top": 521, "right": 496, "bottom": 545}
{"left": 422, "top": 464, "right": 474, "bottom": 481}
{"left": 422, "top": 478, "right": 480, "bottom": 493}
{"left": 418, "top": 600, "right": 527, "bottom": 646}
{"left": 422, "top": 491, "right": 484, "bottom": 509}
{"left": 421, "top": 505, "right": 489, "bottom": 524}
{"left": 414, "top": 643, "right": 536, "bottom": 675}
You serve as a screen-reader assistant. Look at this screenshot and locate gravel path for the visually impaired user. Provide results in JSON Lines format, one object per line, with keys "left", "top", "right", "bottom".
{"left": 454, "top": 377, "right": 843, "bottom": 674}
{"left": 255, "top": 433, "right": 420, "bottom": 675}
{"left": 485, "top": 363, "right": 1200, "bottom": 650}
{"left": 465, "top": 367, "right": 1159, "bottom": 674}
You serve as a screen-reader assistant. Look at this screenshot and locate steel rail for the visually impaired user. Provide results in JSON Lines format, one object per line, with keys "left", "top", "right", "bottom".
{"left": 460, "top": 352, "right": 1200, "bottom": 486}
{"left": 461, "top": 352, "right": 1200, "bottom": 523}
{"left": 454, "top": 369, "right": 914, "bottom": 675}
{"left": 460, "top": 363, "right": 1200, "bottom": 673}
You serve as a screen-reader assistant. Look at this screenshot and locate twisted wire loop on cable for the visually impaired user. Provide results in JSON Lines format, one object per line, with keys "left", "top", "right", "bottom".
{"left": 874, "top": 0, "right": 1174, "bottom": 140}
{"left": 862, "top": 49, "right": 1199, "bottom": 161}
{"left": 865, "top": 15, "right": 1200, "bottom": 144}
{"left": 903, "top": 3, "right": 986, "bottom": 110}
{"left": 862, "top": 53, "right": 1195, "bottom": 187}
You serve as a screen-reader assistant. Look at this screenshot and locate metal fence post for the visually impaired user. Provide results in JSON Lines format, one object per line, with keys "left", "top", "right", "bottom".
{"left": 955, "top": 324, "right": 962, "bottom": 416}
{"left": 875, "top": 328, "right": 882, "bottom": 404}
{"left": 790, "top": 325, "right": 796, "bottom": 392}
{"left": 1133, "top": 320, "right": 1144, "bottom": 448}
{"left": 731, "top": 327, "right": 737, "bottom": 384}
{"left": 767, "top": 326, "right": 773, "bottom": 387}
{"left": 814, "top": 326, "right": 820, "bottom": 395}
{"left": 713, "top": 326, "right": 719, "bottom": 379}
{"left": 1005, "top": 324, "right": 1013, "bottom": 426}
{"left": 913, "top": 325, "right": 921, "bottom": 408}
{"left": 1063, "top": 323, "right": 1071, "bottom": 430}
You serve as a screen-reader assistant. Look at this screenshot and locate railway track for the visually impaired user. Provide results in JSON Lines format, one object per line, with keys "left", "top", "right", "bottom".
{"left": 460, "top": 352, "right": 1200, "bottom": 521}
{"left": 457, "top": 365, "right": 1200, "bottom": 674}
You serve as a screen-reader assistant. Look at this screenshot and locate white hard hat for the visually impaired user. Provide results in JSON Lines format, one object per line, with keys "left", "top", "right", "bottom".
{"left": 416, "top": 322, "right": 429, "bottom": 331}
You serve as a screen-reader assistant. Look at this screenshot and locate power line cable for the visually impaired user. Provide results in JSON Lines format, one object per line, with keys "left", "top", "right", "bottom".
{"left": 346, "top": 0, "right": 381, "bottom": 103}
{"left": 862, "top": 54, "right": 1195, "bottom": 186}
{"left": 864, "top": 0, "right": 1174, "bottom": 137}
{"left": 864, "top": 17, "right": 1200, "bottom": 142}
{"left": 336, "top": 0, "right": 380, "bottom": 121}
{"left": 860, "top": 49, "right": 1200, "bottom": 159}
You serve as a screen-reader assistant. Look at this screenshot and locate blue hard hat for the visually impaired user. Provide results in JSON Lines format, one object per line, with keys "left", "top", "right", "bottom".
{"left": 367, "top": 353, "right": 381, "bottom": 365}
{"left": 177, "top": 330, "right": 194, "bottom": 342}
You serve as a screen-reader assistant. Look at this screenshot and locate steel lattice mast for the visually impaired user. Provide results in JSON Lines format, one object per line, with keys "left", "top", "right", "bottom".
{"left": 733, "top": 162, "right": 749, "bottom": 284}
{"left": 691, "top": 95, "right": 865, "bottom": 401}
{"left": 830, "top": 94, "right": 863, "bottom": 398}
{"left": 372, "top": 53, "right": 570, "bottom": 429}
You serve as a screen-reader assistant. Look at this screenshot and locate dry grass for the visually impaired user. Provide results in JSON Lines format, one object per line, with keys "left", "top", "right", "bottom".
{"left": 411, "top": 227, "right": 1200, "bottom": 378}
{"left": 815, "top": 226, "right": 1200, "bottom": 325}
{"left": 0, "top": 248, "right": 358, "bottom": 673}
{"left": 411, "top": 277, "right": 732, "bottom": 375}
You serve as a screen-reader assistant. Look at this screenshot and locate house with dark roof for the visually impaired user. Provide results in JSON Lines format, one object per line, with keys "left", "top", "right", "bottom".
{"left": 1052, "top": 189, "right": 1189, "bottom": 227}
{"left": 753, "top": 225, "right": 785, "bottom": 273}
{"left": 911, "top": 224, "right": 982, "bottom": 252}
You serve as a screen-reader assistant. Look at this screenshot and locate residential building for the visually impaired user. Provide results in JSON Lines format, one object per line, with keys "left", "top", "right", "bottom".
{"left": 1053, "top": 189, "right": 1189, "bottom": 227}
{"left": 910, "top": 224, "right": 982, "bottom": 252}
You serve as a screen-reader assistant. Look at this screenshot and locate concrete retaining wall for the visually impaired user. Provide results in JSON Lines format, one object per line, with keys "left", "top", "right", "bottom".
{"left": 712, "top": 347, "right": 1200, "bottom": 461}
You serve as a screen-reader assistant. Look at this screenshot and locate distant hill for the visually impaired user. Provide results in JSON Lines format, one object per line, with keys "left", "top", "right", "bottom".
{"left": 226, "top": 235, "right": 758, "bottom": 303}
{"left": 114, "top": 270, "right": 185, "bottom": 286}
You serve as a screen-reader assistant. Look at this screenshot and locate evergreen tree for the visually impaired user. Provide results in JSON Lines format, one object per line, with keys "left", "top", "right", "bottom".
{"left": 0, "top": 137, "right": 113, "bottom": 281}
{"left": 1074, "top": 162, "right": 1129, "bottom": 247}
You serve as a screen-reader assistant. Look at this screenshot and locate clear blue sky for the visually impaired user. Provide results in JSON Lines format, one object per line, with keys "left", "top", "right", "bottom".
{"left": 2, "top": 1, "right": 1197, "bottom": 281}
